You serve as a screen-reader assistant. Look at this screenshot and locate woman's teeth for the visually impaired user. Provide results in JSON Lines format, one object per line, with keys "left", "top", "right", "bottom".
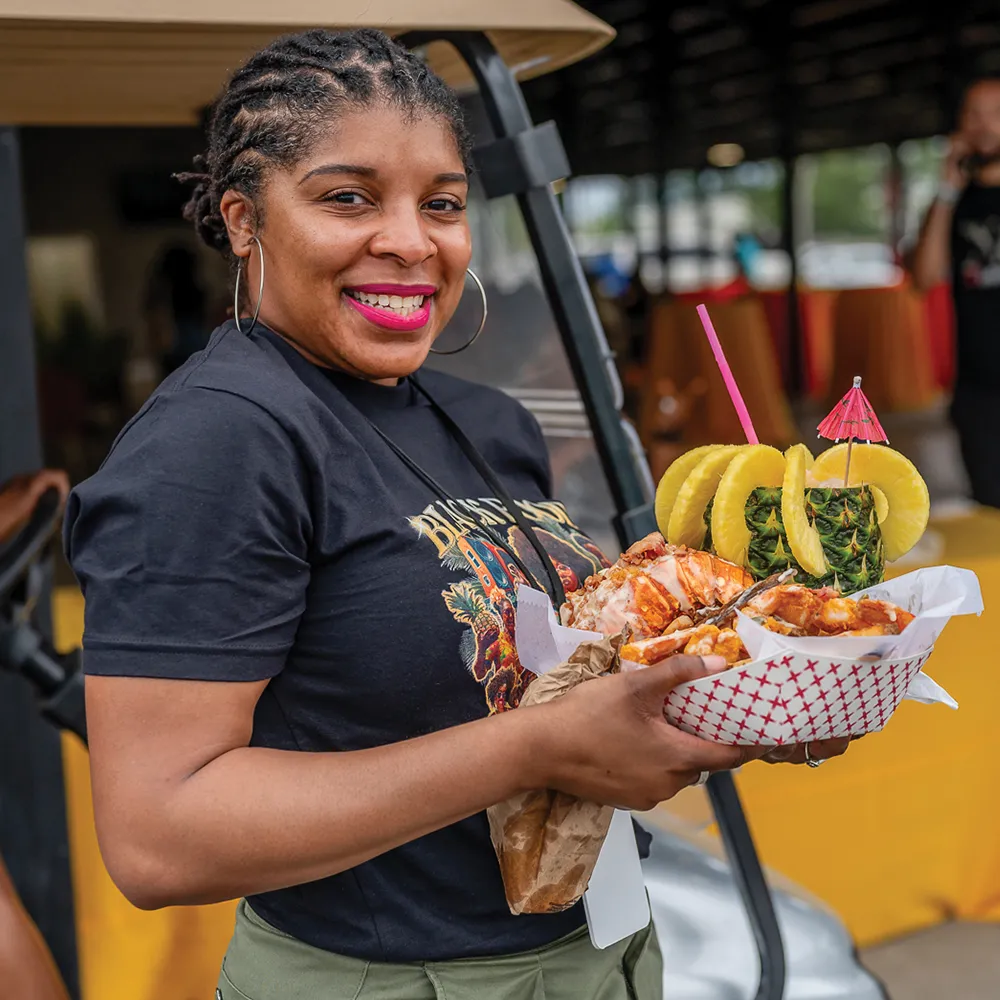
{"left": 347, "top": 291, "right": 427, "bottom": 317}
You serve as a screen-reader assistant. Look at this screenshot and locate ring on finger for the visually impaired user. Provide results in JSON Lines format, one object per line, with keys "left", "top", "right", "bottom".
{"left": 804, "top": 743, "right": 825, "bottom": 768}
{"left": 694, "top": 770, "right": 710, "bottom": 786}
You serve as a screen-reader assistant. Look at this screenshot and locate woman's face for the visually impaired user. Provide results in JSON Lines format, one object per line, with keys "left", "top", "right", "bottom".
{"left": 221, "top": 104, "right": 471, "bottom": 383}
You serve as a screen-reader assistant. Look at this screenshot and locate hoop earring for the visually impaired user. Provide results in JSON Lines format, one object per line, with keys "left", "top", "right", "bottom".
{"left": 233, "top": 235, "right": 265, "bottom": 335}
{"left": 429, "top": 268, "right": 488, "bottom": 355}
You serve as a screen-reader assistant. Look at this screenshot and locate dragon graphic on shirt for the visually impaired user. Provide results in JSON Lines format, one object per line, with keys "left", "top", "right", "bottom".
{"left": 409, "top": 498, "right": 610, "bottom": 714}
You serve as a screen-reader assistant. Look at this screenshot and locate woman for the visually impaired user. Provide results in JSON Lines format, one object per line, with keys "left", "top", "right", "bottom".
{"left": 65, "top": 30, "right": 848, "bottom": 1000}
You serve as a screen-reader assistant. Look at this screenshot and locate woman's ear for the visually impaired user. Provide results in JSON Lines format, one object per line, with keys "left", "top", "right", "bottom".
{"left": 219, "top": 192, "right": 256, "bottom": 257}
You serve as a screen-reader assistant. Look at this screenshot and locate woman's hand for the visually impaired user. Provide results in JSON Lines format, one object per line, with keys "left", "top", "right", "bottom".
{"left": 535, "top": 655, "right": 766, "bottom": 812}
{"left": 0, "top": 469, "right": 69, "bottom": 544}
{"left": 760, "top": 736, "right": 856, "bottom": 766}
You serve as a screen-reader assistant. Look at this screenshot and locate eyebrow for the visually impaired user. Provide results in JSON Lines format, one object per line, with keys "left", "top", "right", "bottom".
{"left": 298, "top": 164, "right": 468, "bottom": 185}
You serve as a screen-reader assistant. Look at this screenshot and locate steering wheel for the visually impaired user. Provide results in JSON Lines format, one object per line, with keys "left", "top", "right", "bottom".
{"left": 0, "top": 486, "right": 64, "bottom": 605}
{"left": 0, "top": 487, "right": 86, "bottom": 742}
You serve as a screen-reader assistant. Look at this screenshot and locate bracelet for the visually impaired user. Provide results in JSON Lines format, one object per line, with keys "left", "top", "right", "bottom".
{"left": 937, "top": 182, "right": 961, "bottom": 205}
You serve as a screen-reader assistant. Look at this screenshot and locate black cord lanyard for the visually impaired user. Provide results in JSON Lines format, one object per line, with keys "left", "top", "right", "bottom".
{"left": 261, "top": 325, "right": 566, "bottom": 607}
{"left": 363, "top": 374, "right": 566, "bottom": 609}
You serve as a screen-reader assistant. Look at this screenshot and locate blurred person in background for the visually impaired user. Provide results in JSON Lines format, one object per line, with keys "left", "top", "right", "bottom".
{"left": 0, "top": 468, "right": 70, "bottom": 1000}
{"left": 913, "top": 78, "right": 1000, "bottom": 507}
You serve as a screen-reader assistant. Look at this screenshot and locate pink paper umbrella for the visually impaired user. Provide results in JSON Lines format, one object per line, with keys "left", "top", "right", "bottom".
{"left": 817, "top": 376, "right": 888, "bottom": 484}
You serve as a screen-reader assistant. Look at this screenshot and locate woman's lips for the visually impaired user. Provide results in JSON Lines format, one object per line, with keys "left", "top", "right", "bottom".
{"left": 343, "top": 290, "right": 433, "bottom": 333}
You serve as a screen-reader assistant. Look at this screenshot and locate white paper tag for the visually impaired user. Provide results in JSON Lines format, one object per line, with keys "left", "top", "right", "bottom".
{"left": 583, "top": 809, "right": 651, "bottom": 949}
{"left": 515, "top": 586, "right": 650, "bottom": 948}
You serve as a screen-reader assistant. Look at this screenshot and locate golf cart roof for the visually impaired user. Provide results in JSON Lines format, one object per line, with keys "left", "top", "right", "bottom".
{"left": 0, "top": 0, "right": 613, "bottom": 125}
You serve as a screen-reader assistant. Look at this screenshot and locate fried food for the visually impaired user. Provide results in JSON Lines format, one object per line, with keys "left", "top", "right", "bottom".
{"left": 562, "top": 533, "right": 913, "bottom": 669}
{"left": 560, "top": 533, "right": 753, "bottom": 638}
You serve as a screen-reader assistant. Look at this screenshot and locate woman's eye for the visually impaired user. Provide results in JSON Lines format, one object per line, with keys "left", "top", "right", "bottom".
{"left": 324, "top": 191, "right": 369, "bottom": 205}
{"left": 424, "top": 198, "right": 465, "bottom": 212}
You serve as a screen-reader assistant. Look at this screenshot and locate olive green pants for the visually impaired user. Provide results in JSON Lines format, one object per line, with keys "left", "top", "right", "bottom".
{"left": 217, "top": 899, "right": 663, "bottom": 1000}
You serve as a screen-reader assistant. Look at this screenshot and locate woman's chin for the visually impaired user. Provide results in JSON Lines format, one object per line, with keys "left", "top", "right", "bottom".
{"left": 349, "top": 338, "right": 435, "bottom": 381}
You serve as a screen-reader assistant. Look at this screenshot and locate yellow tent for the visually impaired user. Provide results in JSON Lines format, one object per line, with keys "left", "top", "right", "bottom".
{"left": 8, "top": 3, "right": 612, "bottom": 997}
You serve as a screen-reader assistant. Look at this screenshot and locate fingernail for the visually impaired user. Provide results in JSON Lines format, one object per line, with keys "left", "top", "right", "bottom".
{"left": 702, "top": 655, "right": 728, "bottom": 672}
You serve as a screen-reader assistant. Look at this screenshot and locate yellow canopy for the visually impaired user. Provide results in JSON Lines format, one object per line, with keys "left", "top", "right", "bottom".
{"left": 0, "top": 0, "right": 613, "bottom": 125}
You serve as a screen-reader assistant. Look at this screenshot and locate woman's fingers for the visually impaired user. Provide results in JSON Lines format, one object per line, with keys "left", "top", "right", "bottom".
{"left": 761, "top": 737, "right": 853, "bottom": 765}
{"left": 28, "top": 469, "right": 70, "bottom": 503}
{"left": 0, "top": 468, "right": 70, "bottom": 544}
{"left": 809, "top": 737, "right": 851, "bottom": 759}
{"left": 626, "top": 654, "right": 727, "bottom": 709}
{"left": 626, "top": 657, "right": 767, "bottom": 774}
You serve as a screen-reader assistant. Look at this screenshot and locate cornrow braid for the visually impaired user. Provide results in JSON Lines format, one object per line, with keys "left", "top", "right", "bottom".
{"left": 176, "top": 28, "right": 472, "bottom": 257}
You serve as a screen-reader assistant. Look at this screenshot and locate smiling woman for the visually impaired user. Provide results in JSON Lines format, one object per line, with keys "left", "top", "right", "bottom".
{"left": 61, "top": 28, "right": 765, "bottom": 1000}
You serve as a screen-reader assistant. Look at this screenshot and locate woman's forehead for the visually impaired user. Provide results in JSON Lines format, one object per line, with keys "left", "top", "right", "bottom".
{"left": 298, "top": 107, "right": 466, "bottom": 181}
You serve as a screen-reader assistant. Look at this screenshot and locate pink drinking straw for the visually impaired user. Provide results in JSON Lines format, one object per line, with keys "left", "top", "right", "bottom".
{"left": 695, "top": 303, "right": 759, "bottom": 445}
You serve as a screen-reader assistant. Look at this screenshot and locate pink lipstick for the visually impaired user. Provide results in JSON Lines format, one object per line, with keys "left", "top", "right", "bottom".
{"left": 343, "top": 284, "right": 435, "bottom": 333}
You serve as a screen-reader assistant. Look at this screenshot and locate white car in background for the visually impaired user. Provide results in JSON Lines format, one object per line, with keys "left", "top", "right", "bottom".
{"left": 642, "top": 812, "right": 886, "bottom": 1000}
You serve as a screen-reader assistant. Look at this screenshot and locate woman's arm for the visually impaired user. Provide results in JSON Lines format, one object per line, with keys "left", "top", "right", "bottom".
{"left": 0, "top": 857, "right": 70, "bottom": 1000}
{"left": 86, "top": 656, "right": 755, "bottom": 910}
{"left": 911, "top": 134, "right": 968, "bottom": 291}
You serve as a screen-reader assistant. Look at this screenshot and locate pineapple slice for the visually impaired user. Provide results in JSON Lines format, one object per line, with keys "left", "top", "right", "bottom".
{"left": 711, "top": 445, "right": 786, "bottom": 567}
{"left": 812, "top": 444, "right": 929, "bottom": 561}
{"left": 871, "top": 486, "right": 889, "bottom": 524}
{"left": 655, "top": 445, "right": 723, "bottom": 537}
{"left": 781, "top": 444, "right": 827, "bottom": 577}
{"left": 667, "top": 446, "right": 742, "bottom": 548}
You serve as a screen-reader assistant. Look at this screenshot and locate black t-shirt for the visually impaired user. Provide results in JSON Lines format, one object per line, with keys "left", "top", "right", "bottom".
{"left": 64, "top": 322, "right": 615, "bottom": 962}
{"left": 951, "top": 182, "right": 1000, "bottom": 389}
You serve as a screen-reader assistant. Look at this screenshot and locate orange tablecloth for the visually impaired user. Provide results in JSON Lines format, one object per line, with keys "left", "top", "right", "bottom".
{"left": 669, "top": 282, "right": 957, "bottom": 400}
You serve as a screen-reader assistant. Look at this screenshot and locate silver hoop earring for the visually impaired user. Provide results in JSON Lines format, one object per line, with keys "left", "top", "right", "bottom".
{"left": 430, "top": 268, "right": 488, "bottom": 355}
{"left": 233, "top": 235, "right": 265, "bottom": 335}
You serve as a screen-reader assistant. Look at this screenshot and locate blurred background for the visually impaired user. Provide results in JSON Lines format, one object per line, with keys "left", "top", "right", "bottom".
{"left": 4, "top": 2, "right": 1000, "bottom": 999}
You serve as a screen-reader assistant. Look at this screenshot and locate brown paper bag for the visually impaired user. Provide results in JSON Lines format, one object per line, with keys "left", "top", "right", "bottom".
{"left": 487, "top": 633, "right": 624, "bottom": 915}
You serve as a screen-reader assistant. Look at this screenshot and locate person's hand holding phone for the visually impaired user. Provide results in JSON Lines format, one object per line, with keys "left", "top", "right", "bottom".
{"left": 943, "top": 132, "right": 974, "bottom": 193}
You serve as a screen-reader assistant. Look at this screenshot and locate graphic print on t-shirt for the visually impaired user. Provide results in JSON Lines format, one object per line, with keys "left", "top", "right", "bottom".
{"left": 957, "top": 215, "right": 1000, "bottom": 289}
{"left": 410, "top": 498, "right": 610, "bottom": 715}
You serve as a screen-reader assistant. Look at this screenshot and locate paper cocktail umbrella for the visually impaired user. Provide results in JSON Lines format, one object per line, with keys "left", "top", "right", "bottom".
{"left": 817, "top": 376, "right": 888, "bottom": 484}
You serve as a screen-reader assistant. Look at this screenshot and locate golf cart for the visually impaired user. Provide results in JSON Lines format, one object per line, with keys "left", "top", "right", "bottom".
{"left": 0, "top": 3, "right": 885, "bottom": 998}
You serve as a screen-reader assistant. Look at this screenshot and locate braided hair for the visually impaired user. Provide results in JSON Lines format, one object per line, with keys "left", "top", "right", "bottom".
{"left": 176, "top": 28, "right": 472, "bottom": 258}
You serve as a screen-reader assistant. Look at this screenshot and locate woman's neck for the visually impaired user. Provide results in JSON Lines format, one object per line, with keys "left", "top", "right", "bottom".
{"left": 254, "top": 319, "right": 401, "bottom": 386}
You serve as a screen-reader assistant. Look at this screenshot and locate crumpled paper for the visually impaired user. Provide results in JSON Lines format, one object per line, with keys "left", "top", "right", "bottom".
{"left": 487, "top": 632, "right": 624, "bottom": 915}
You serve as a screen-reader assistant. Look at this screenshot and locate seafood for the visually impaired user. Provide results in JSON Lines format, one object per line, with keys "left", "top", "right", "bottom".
{"left": 559, "top": 532, "right": 915, "bottom": 670}
{"left": 560, "top": 533, "right": 753, "bottom": 637}
{"left": 621, "top": 623, "right": 744, "bottom": 667}
{"left": 744, "top": 590, "right": 915, "bottom": 636}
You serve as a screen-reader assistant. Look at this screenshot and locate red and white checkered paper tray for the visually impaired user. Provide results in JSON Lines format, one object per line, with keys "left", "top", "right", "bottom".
{"left": 515, "top": 566, "right": 982, "bottom": 747}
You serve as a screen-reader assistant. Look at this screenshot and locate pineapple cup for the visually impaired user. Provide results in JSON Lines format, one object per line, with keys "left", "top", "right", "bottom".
{"left": 655, "top": 443, "right": 930, "bottom": 592}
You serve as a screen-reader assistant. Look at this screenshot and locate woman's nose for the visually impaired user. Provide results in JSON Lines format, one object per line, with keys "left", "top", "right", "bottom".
{"left": 369, "top": 208, "right": 435, "bottom": 266}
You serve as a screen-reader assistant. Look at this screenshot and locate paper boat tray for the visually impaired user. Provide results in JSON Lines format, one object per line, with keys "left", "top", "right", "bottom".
{"left": 656, "top": 649, "right": 932, "bottom": 746}
{"left": 516, "top": 565, "right": 983, "bottom": 748}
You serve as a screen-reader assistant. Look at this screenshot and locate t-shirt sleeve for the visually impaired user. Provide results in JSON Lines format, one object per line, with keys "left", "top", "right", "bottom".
{"left": 63, "top": 387, "right": 312, "bottom": 681}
